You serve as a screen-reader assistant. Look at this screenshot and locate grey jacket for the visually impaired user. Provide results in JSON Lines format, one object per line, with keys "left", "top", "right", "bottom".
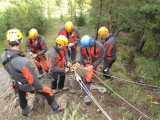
{"left": 0, "top": 49, "right": 43, "bottom": 91}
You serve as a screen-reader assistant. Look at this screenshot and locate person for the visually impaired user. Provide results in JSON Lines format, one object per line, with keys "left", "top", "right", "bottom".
{"left": 75, "top": 35, "right": 104, "bottom": 104}
{"left": 58, "top": 21, "right": 80, "bottom": 63}
{"left": 0, "top": 29, "right": 65, "bottom": 116}
{"left": 48, "top": 35, "right": 71, "bottom": 94}
{"left": 98, "top": 27, "right": 117, "bottom": 79}
{"left": 26, "top": 28, "right": 48, "bottom": 78}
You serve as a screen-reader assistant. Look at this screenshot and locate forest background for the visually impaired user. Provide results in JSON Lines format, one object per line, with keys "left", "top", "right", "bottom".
{"left": 0, "top": 0, "right": 159, "bottom": 120}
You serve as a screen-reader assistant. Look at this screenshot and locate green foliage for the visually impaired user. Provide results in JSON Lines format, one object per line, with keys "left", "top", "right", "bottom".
{"left": 0, "top": 0, "right": 51, "bottom": 42}
{"left": 120, "top": 85, "right": 150, "bottom": 105}
{"left": 106, "top": 84, "right": 117, "bottom": 97}
{"left": 134, "top": 56, "right": 160, "bottom": 86}
{"left": 67, "top": 0, "right": 90, "bottom": 23}
{"left": 48, "top": 105, "right": 86, "bottom": 120}
{"left": 89, "top": 0, "right": 160, "bottom": 58}
{"left": 76, "top": 12, "right": 85, "bottom": 26}
{"left": 117, "top": 45, "right": 135, "bottom": 62}
{"left": 26, "top": 0, "right": 50, "bottom": 34}
{"left": 142, "top": 30, "right": 159, "bottom": 57}
{"left": 68, "top": 0, "right": 77, "bottom": 19}
{"left": 0, "top": 14, "right": 7, "bottom": 41}
{"left": 115, "top": 106, "right": 134, "bottom": 120}
{"left": 148, "top": 99, "right": 160, "bottom": 119}
{"left": 60, "top": 13, "right": 64, "bottom": 21}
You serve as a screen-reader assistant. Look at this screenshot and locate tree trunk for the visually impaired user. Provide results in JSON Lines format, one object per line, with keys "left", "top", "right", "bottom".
{"left": 115, "top": 23, "right": 128, "bottom": 38}
{"left": 105, "top": 4, "right": 112, "bottom": 29}
{"left": 95, "top": 0, "right": 103, "bottom": 40}
{"left": 136, "top": 31, "right": 145, "bottom": 52}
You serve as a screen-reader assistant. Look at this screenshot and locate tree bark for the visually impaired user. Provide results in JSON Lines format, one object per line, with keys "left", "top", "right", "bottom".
{"left": 95, "top": 0, "right": 103, "bottom": 40}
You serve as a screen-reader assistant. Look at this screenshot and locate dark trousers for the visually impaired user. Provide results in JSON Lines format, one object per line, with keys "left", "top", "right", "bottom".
{"left": 18, "top": 90, "right": 55, "bottom": 109}
{"left": 103, "top": 59, "right": 116, "bottom": 79}
{"left": 38, "top": 67, "right": 43, "bottom": 74}
{"left": 82, "top": 81, "right": 91, "bottom": 97}
{"left": 68, "top": 48, "right": 76, "bottom": 63}
{"left": 51, "top": 73, "right": 65, "bottom": 90}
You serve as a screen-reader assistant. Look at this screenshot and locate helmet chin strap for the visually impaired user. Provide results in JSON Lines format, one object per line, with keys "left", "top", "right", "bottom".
{"left": 20, "top": 38, "right": 23, "bottom": 45}
{"left": 17, "top": 38, "right": 23, "bottom": 46}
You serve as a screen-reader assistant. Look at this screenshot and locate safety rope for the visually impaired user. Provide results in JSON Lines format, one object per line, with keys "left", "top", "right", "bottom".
{"left": 74, "top": 71, "right": 112, "bottom": 120}
{"left": 27, "top": 55, "right": 47, "bottom": 82}
{"left": 28, "top": 55, "right": 42, "bottom": 67}
{"left": 76, "top": 66, "right": 153, "bottom": 119}
{"left": 78, "top": 67, "right": 160, "bottom": 89}
{"left": 93, "top": 73, "right": 152, "bottom": 120}
{"left": 70, "top": 57, "right": 80, "bottom": 65}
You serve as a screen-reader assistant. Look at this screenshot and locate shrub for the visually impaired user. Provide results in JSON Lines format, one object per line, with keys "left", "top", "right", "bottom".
{"left": 76, "top": 12, "right": 85, "bottom": 26}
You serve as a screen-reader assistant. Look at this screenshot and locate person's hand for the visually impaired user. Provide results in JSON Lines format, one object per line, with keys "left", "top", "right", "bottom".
{"left": 33, "top": 54, "right": 37, "bottom": 58}
{"left": 68, "top": 43, "right": 74, "bottom": 48}
{"left": 29, "top": 52, "right": 33, "bottom": 56}
{"left": 86, "top": 65, "right": 93, "bottom": 71}
{"left": 69, "top": 34, "right": 74, "bottom": 40}
{"left": 73, "top": 63, "right": 81, "bottom": 70}
{"left": 65, "top": 67, "right": 70, "bottom": 73}
{"left": 67, "top": 62, "right": 71, "bottom": 67}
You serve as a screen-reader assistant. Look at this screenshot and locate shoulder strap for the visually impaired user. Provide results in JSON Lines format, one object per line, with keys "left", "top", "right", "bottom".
{"left": 54, "top": 46, "right": 62, "bottom": 59}
{"left": 2, "top": 53, "right": 22, "bottom": 66}
{"left": 85, "top": 41, "right": 96, "bottom": 57}
{"left": 30, "top": 38, "right": 32, "bottom": 45}
{"left": 36, "top": 36, "right": 41, "bottom": 47}
{"left": 85, "top": 48, "right": 89, "bottom": 57}
{"left": 30, "top": 36, "right": 41, "bottom": 50}
{"left": 106, "top": 34, "right": 114, "bottom": 41}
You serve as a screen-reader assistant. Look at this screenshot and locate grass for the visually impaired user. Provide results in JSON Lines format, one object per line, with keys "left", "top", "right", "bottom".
{"left": 134, "top": 55, "right": 160, "bottom": 86}
{"left": 48, "top": 105, "right": 86, "bottom": 120}
{"left": 114, "top": 106, "right": 134, "bottom": 120}
{"left": 0, "top": 19, "right": 160, "bottom": 119}
{"left": 120, "top": 84, "right": 150, "bottom": 105}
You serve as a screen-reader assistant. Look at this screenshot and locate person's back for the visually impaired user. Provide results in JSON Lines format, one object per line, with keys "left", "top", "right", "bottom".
{"left": 98, "top": 27, "right": 117, "bottom": 79}
{"left": 1, "top": 29, "right": 65, "bottom": 116}
{"left": 104, "top": 34, "right": 117, "bottom": 61}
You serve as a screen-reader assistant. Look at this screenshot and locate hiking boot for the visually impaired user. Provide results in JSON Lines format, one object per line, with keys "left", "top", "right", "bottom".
{"left": 56, "top": 103, "right": 67, "bottom": 112}
{"left": 53, "top": 89, "right": 58, "bottom": 94}
{"left": 22, "top": 106, "right": 30, "bottom": 117}
{"left": 59, "top": 87, "right": 69, "bottom": 91}
{"left": 49, "top": 103, "right": 67, "bottom": 115}
{"left": 83, "top": 96, "right": 91, "bottom": 105}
